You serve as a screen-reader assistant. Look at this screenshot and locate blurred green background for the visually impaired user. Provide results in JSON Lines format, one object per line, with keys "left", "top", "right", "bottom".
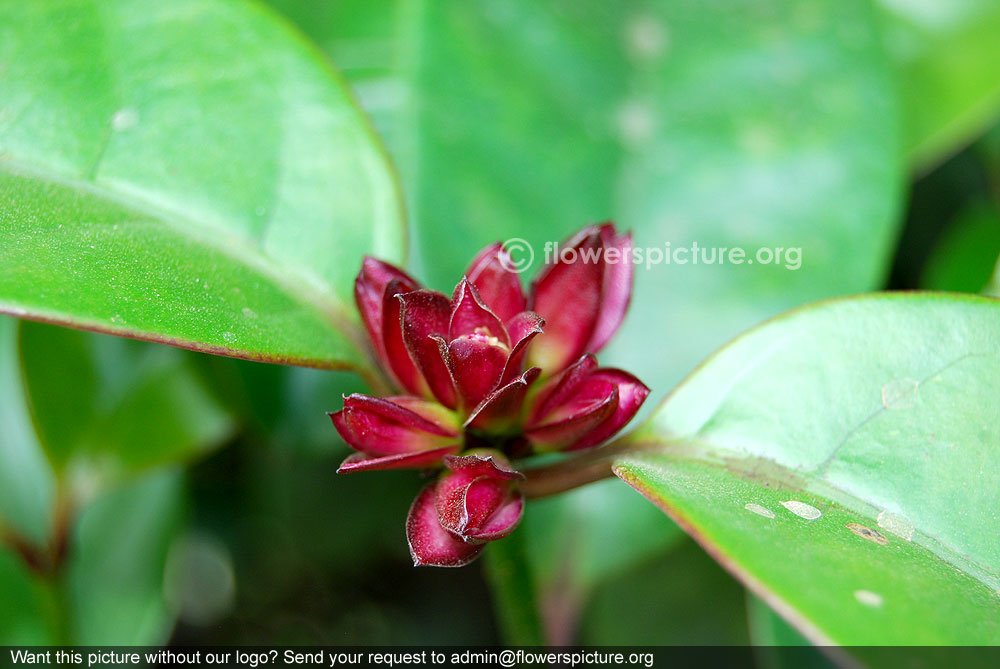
{"left": 1, "top": 0, "right": 999, "bottom": 648}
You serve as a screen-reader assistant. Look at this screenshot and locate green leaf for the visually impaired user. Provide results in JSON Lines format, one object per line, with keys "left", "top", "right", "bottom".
{"left": 1, "top": 317, "right": 232, "bottom": 642}
{"left": 581, "top": 538, "right": 750, "bottom": 645}
{"left": 0, "top": 0, "right": 404, "bottom": 370}
{"left": 18, "top": 320, "right": 235, "bottom": 477}
{"left": 0, "top": 469, "right": 188, "bottom": 645}
{"left": 920, "top": 203, "right": 1000, "bottom": 293}
{"left": 520, "top": 479, "right": 685, "bottom": 597}
{"left": 0, "top": 551, "right": 53, "bottom": 644}
{"left": 616, "top": 293, "right": 1000, "bottom": 644}
{"left": 878, "top": 0, "right": 1000, "bottom": 170}
{"left": 69, "top": 469, "right": 186, "bottom": 644}
{"left": 0, "top": 319, "right": 55, "bottom": 542}
{"left": 747, "top": 595, "right": 837, "bottom": 669}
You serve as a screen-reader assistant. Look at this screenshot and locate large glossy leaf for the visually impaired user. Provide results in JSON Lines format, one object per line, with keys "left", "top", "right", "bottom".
{"left": 616, "top": 293, "right": 1000, "bottom": 644}
{"left": 878, "top": 0, "right": 1000, "bottom": 170}
{"left": 0, "top": 0, "right": 404, "bottom": 370}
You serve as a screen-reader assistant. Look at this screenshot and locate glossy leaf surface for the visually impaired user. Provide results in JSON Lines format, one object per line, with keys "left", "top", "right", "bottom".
{"left": 617, "top": 293, "right": 1000, "bottom": 644}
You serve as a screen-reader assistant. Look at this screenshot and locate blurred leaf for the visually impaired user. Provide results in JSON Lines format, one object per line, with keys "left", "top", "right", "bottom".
{"left": 747, "top": 595, "right": 836, "bottom": 669}
{"left": 0, "top": 0, "right": 404, "bottom": 371}
{"left": 0, "top": 318, "right": 55, "bottom": 542}
{"left": 1, "top": 317, "right": 231, "bottom": 644}
{"left": 581, "top": 538, "right": 751, "bottom": 645}
{"left": 878, "top": 0, "right": 1000, "bottom": 170}
{"left": 520, "top": 478, "right": 684, "bottom": 600}
{"left": 179, "top": 445, "right": 501, "bottom": 644}
{"left": 401, "top": 0, "right": 901, "bottom": 393}
{"left": 19, "top": 321, "right": 235, "bottom": 478}
{"left": 920, "top": 203, "right": 1000, "bottom": 292}
{"left": 0, "top": 551, "right": 53, "bottom": 644}
{"left": 0, "top": 469, "right": 188, "bottom": 644}
{"left": 617, "top": 293, "right": 1000, "bottom": 644}
{"left": 194, "top": 355, "right": 364, "bottom": 456}
{"left": 69, "top": 469, "right": 186, "bottom": 644}
{"left": 747, "top": 595, "right": 813, "bottom": 646}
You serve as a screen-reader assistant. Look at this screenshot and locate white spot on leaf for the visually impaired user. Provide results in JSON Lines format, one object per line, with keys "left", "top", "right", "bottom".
{"left": 111, "top": 108, "right": 139, "bottom": 131}
{"left": 744, "top": 503, "right": 775, "bottom": 519}
{"left": 781, "top": 500, "right": 821, "bottom": 520}
{"left": 877, "top": 510, "right": 915, "bottom": 541}
{"left": 854, "top": 590, "right": 883, "bottom": 607}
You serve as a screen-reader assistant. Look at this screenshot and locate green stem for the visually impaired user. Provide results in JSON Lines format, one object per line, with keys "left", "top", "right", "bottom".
{"left": 483, "top": 530, "right": 545, "bottom": 645}
{"left": 40, "top": 567, "right": 73, "bottom": 645}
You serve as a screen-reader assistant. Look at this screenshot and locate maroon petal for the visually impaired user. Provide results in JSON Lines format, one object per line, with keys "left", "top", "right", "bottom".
{"left": 471, "top": 494, "right": 524, "bottom": 542}
{"left": 398, "top": 290, "right": 458, "bottom": 409}
{"left": 337, "top": 445, "right": 460, "bottom": 473}
{"left": 330, "top": 394, "right": 459, "bottom": 456}
{"left": 528, "top": 223, "right": 634, "bottom": 373}
{"left": 465, "top": 242, "right": 527, "bottom": 323}
{"left": 500, "top": 311, "right": 544, "bottom": 384}
{"left": 564, "top": 368, "right": 649, "bottom": 451}
{"left": 406, "top": 483, "right": 483, "bottom": 567}
{"left": 449, "top": 279, "right": 509, "bottom": 345}
{"left": 527, "top": 354, "right": 599, "bottom": 423}
{"left": 354, "top": 258, "right": 419, "bottom": 371}
{"left": 528, "top": 228, "right": 605, "bottom": 372}
{"left": 382, "top": 279, "right": 430, "bottom": 397}
{"left": 465, "top": 368, "right": 541, "bottom": 432}
{"left": 436, "top": 453, "right": 524, "bottom": 543}
{"left": 588, "top": 226, "right": 633, "bottom": 353}
{"left": 525, "top": 376, "right": 619, "bottom": 451}
{"left": 444, "top": 336, "right": 509, "bottom": 410}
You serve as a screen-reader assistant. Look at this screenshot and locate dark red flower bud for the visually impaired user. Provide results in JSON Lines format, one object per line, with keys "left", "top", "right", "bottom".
{"left": 406, "top": 451, "right": 524, "bottom": 567}
{"left": 340, "top": 224, "right": 649, "bottom": 568}
{"left": 436, "top": 452, "right": 524, "bottom": 542}
{"left": 528, "top": 223, "right": 633, "bottom": 373}
{"left": 526, "top": 354, "right": 649, "bottom": 451}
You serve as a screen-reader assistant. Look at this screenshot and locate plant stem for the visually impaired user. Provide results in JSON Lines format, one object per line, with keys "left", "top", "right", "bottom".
{"left": 483, "top": 529, "right": 545, "bottom": 645}
{"left": 521, "top": 441, "right": 633, "bottom": 498}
